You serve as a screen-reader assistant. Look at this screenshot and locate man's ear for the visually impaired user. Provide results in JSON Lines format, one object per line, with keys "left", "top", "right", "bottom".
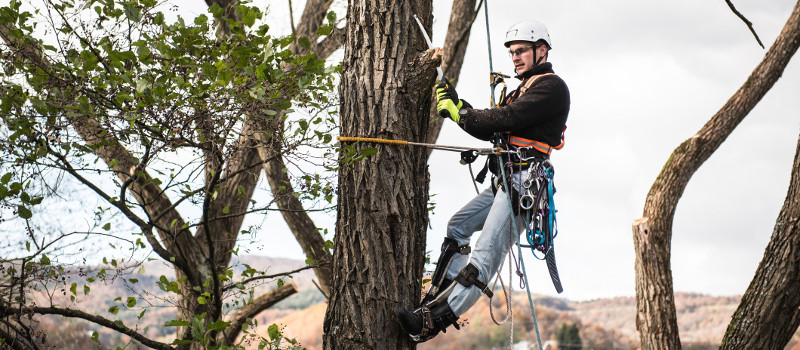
{"left": 537, "top": 45, "right": 549, "bottom": 59}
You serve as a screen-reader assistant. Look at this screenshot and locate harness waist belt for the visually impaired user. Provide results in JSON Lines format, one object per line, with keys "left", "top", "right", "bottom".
{"left": 515, "top": 147, "right": 549, "bottom": 160}
{"left": 508, "top": 135, "right": 564, "bottom": 155}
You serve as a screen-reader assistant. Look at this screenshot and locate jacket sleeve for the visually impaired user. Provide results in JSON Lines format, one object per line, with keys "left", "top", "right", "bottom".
{"left": 455, "top": 99, "right": 494, "bottom": 141}
{"left": 457, "top": 75, "right": 569, "bottom": 134}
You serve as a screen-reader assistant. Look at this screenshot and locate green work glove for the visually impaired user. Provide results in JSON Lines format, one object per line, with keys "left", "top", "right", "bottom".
{"left": 436, "top": 78, "right": 464, "bottom": 123}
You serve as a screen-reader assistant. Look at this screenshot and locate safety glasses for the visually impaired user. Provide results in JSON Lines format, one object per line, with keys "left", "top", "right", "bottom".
{"left": 508, "top": 45, "right": 534, "bottom": 58}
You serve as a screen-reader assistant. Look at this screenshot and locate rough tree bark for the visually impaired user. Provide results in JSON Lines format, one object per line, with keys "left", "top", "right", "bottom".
{"left": 632, "top": 1, "right": 800, "bottom": 348}
{"left": 322, "top": 0, "right": 438, "bottom": 348}
{"left": 719, "top": 127, "right": 800, "bottom": 348}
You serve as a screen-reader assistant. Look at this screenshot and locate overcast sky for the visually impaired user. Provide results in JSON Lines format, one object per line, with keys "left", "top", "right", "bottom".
{"left": 251, "top": 0, "right": 800, "bottom": 302}
{"left": 54, "top": 0, "right": 798, "bottom": 302}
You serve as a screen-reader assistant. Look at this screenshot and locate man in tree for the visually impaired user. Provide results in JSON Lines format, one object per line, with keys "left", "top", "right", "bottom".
{"left": 395, "top": 20, "right": 571, "bottom": 342}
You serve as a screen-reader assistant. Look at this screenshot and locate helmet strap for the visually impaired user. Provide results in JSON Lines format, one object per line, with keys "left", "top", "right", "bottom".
{"left": 532, "top": 46, "right": 546, "bottom": 70}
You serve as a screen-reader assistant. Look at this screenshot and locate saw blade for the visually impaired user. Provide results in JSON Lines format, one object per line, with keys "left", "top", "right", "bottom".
{"left": 413, "top": 14, "right": 444, "bottom": 81}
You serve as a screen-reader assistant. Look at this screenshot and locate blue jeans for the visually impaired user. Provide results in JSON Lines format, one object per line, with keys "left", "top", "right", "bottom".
{"left": 444, "top": 174, "right": 524, "bottom": 316}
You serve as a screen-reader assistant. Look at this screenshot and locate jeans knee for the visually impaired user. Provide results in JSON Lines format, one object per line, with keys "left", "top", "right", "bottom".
{"left": 446, "top": 226, "right": 470, "bottom": 246}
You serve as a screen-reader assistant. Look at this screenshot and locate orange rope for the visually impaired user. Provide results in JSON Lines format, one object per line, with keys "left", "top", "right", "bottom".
{"left": 337, "top": 136, "right": 409, "bottom": 146}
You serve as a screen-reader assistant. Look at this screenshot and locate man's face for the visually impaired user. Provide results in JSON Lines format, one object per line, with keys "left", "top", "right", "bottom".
{"left": 508, "top": 41, "right": 545, "bottom": 75}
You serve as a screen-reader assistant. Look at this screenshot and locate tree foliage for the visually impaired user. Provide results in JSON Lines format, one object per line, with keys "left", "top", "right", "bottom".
{"left": 0, "top": 0, "right": 340, "bottom": 347}
{"left": 556, "top": 322, "right": 582, "bottom": 350}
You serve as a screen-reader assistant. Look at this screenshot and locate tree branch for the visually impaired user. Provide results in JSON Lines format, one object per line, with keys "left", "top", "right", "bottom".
{"left": 222, "top": 263, "right": 323, "bottom": 292}
{"left": 0, "top": 302, "right": 174, "bottom": 350}
{"left": 633, "top": 1, "right": 800, "bottom": 347}
{"left": 725, "top": 0, "right": 765, "bottom": 49}
{"left": 223, "top": 282, "right": 297, "bottom": 344}
{"left": 720, "top": 120, "right": 800, "bottom": 348}
{"left": 315, "top": 29, "right": 346, "bottom": 60}
{"left": 255, "top": 130, "right": 333, "bottom": 297}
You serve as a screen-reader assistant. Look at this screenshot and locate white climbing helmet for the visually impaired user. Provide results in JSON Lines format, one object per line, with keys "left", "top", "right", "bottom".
{"left": 504, "top": 20, "right": 551, "bottom": 49}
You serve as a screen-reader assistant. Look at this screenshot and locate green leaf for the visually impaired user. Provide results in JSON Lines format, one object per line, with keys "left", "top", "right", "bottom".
{"left": 208, "top": 320, "right": 230, "bottom": 332}
{"left": 17, "top": 205, "right": 32, "bottom": 219}
{"left": 359, "top": 148, "right": 378, "bottom": 156}
{"left": 70, "top": 282, "right": 77, "bottom": 295}
{"left": 298, "top": 37, "right": 311, "bottom": 50}
{"left": 108, "top": 305, "right": 120, "bottom": 314}
{"left": 194, "top": 14, "right": 208, "bottom": 25}
{"left": 84, "top": 284, "right": 91, "bottom": 295}
{"left": 1, "top": 173, "right": 11, "bottom": 184}
{"left": 197, "top": 296, "right": 207, "bottom": 305}
{"left": 39, "top": 254, "right": 50, "bottom": 265}
{"left": 123, "top": 2, "right": 141, "bottom": 22}
{"left": 316, "top": 24, "right": 333, "bottom": 36}
{"left": 222, "top": 206, "right": 230, "bottom": 214}
{"left": 91, "top": 332, "right": 99, "bottom": 342}
{"left": 126, "top": 297, "right": 136, "bottom": 307}
{"left": 241, "top": 8, "right": 257, "bottom": 27}
{"left": 267, "top": 323, "right": 280, "bottom": 340}
{"left": 103, "top": 223, "right": 111, "bottom": 231}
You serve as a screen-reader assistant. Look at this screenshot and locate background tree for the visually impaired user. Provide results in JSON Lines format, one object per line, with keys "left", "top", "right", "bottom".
{"left": 632, "top": 1, "right": 800, "bottom": 348}
{"left": 556, "top": 322, "right": 582, "bottom": 350}
{"left": 0, "top": 0, "right": 341, "bottom": 347}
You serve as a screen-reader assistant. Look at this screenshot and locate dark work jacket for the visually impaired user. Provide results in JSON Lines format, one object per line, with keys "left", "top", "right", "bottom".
{"left": 457, "top": 62, "right": 570, "bottom": 149}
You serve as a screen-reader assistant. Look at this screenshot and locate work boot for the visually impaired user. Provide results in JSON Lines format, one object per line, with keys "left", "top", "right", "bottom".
{"left": 396, "top": 300, "right": 460, "bottom": 342}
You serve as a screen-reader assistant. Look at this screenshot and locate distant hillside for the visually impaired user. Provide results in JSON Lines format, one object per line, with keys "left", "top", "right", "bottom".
{"left": 266, "top": 291, "right": 800, "bottom": 350}
{"left": 25, "top": 255, "right": 323, "bottom": 349}
{"left": 25, "top": 256, "right": 800, "bottom": 349}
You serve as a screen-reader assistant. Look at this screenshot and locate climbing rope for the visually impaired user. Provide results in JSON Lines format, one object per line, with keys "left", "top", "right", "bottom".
{"left": 488, "top": 257, "right": 511, "bottom": 326}
{"left": 337, "top": 136, "right": 503, "bottom": 155}
{"left": 497, "top": 150, "right": 544, "bottom": 350}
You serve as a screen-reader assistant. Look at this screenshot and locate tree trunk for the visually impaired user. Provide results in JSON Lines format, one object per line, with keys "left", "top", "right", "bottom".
{"left": 719, "top": 128, "right": 800, "bottom": 348}
{"left": 322, "top": 0, "right": 435, "bottom": 348}
{"left": 632, "top": 1, "right": 800, "bottom": 348}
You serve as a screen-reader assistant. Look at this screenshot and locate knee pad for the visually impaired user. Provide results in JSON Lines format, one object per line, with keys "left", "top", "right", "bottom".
{"left": 454, "top": 263, "right": 494, "bottom": 298}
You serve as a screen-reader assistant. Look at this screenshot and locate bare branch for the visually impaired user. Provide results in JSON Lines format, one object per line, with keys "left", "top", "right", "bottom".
{"left": 223, "top": 282, "right": 298, "bottom": 344}
{"left": 0, "top": 302, "right": 174, "bottom": 350}
{"left": 256, "top": 131, "right": 333, "bottom": 296}
{"left": 222, "top": 263, "right": 323, "bottom": 292}
{"left": 315, "top": 29, "right": 346, "bottom": 60}
{"left": 725, "top": 0, "right": 765, "bottom": 49}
